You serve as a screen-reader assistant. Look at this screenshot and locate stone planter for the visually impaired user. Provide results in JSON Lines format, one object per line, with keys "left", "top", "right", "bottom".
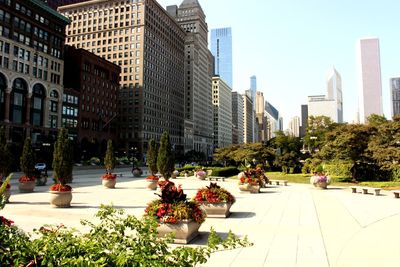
{"left": 171, "top": 170, "right": 179, "bottom": 179}
{"left": 102, "top": 178, "right": 116, "bottom": 188}
{"left": 18, "top": 181, "right": 35, "bottom": 193}
{"left": 314, "top": 181, "right": 328, "bottom": 189}
{"left": 2, "top": 188, "right": 11, "bottom": 203}
{"left": 238, "top": 184, "right": 260, "bottom": 193}
{"left": 157, "top": 220, "right": 200, "bottom": 244}
{"left": 199, "top": 202, "right": 232, "bottom": 218}
{"left": 146, "top": 180, "right": 158, "bottom": 190}
{"left": 132, "top": 169, "right": 142, "bottom": 177}
{"left": 49, "top": 191, "right": 73, "bottom": 208}
{"left": 196, "top": 172, "right": 206, "bottom": 180}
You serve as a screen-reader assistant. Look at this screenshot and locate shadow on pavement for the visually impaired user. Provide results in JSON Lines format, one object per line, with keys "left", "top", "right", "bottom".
{"left": 229, "top": 211, "right": 256, "bottom": 219}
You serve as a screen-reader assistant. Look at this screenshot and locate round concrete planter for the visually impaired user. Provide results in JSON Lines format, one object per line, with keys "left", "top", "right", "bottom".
{"left": 49, "top": 191, "right": 72, "bottom": 208}
{"left": 239, "top": 184, "right": 260, "bottom": 193}
{"left": 171, "top": 170, "right": 179, "bottom": 179}
{"left": 102, "top": 178, "right": 116, "bottom": 188}
{"left": 18, "top": 181, "right": 35, "bottom": 193}
{"left": 146, "top": 180, "right": 158, "bottom": 190}
{"left": 314, "top": 181, "right": 328, "bottom": 189}
{"left": 157, "top": 220, "right": 200, "bottom": 244}
{"left": 199, "top": 202, "right": 232, "bottom": 218}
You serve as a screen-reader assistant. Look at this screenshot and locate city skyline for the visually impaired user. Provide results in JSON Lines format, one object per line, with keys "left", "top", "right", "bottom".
{"left": 158, "top": 0, "right": 399, "bottom": 125}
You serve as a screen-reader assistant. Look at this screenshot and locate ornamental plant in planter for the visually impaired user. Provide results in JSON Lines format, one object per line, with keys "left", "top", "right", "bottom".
{"left": 19, "top": 138, "right": 36, "bottom": 193}
{"left": 102, "top": 140, "right": 117, "bottom": 189}
{"left": 157, "top": 131, "right": 174, "bottom": 181}
{"left": 195, "top": 169, "right": 206, "bottom": 180}
{"left": 49, "top": 128, "right": 74, "bottom": 208}
{"left": 145, "top": 139, "right": 159, "bottom": 190}
{"left": 238, "top": 168, "right": 268, "bottom": 193}
{"left": 145, "top": 180, "right": 206, "bottom": 244}
{"left": 194, "top": 182, "right": 236, "bottom": 218}
{"left": 310, "top": 172, "right": 331, "bottom": 189}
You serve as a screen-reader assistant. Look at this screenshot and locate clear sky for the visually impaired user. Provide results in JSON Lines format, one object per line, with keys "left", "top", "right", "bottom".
{"left": 158, "top": 0, "right": 399, "bottom": 126}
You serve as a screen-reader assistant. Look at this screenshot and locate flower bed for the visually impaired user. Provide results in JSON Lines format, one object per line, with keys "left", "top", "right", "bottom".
{"left": 101, "top": 173, "right": 117, "bottom": 180}
{"left": 49, "top": 184, "right": 72, "bottom": 192}
{"left": 18, "top": 176, "right": 35, "bottom": 183}
{"left": 194, "top": 183, "right": 235, "bottom": 204}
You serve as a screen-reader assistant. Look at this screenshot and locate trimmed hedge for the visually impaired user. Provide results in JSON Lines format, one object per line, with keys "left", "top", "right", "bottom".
{"left": 206, "top": 167, "right": 239, "bottom": 177}
{"left": 323, "top": 161, "right": 352, "bottom": 177}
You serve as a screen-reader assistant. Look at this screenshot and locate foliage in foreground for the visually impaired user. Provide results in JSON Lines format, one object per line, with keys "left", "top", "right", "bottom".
{"left": 0, "top": 205, "right": 252, "bottom": 266}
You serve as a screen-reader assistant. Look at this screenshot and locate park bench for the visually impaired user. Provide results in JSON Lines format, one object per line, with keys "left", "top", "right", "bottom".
{"left": 205, "top": 176, "right": 225, "bottom": 182}
{"left": 350, "top": 186, "right": 381, "bottom": 196}
{"left": 269, "top": 180, "right": 288, "bottom": 186}
{"left": 113, "top": 173, "right": 123, "bottom": 178}
{"left": 392, "top": 190, "right": 400, "bottom": 198}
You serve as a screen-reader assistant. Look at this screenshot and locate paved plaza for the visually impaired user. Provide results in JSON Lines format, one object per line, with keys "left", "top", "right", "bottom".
{"left": 2, "top": 167, "right": 400, "bottom": 267}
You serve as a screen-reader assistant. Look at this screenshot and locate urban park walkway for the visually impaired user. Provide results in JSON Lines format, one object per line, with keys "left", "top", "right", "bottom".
{"left": 2, "top": 168, "right": 400, "bottom": 267}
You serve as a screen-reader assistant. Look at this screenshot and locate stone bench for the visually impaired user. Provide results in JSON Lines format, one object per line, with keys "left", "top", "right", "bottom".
{"left": 113, "top": 173, "right": 123, "bottom": 177}
{"left": 392, "top": 190, "right": 400, "bottom": 198}
{"left": 206, "top": 176, "right": 225, "bottom": 182}
{"left": 350, "top": 186, "right": 381, "bottom": 196}
{"left": 269, "top": 180, "right": 288, "bottom": 186}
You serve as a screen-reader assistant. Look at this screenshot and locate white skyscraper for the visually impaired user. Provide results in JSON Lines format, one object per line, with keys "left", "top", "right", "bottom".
{"left": 357, "top": 38, "right": 383, "bottom": 123}
{"left": 288, "top": 116, "right": 300, "bottom": 137}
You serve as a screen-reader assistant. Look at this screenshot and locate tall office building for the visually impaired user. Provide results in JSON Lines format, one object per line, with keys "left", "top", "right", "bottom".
{"left": 59, "top": 0, "right": 186, "bottom": 156}
{"left": 0, "top": 0, "right": 69, "bottom": 148}
{"left": 242, "top": 91, "right": 253, "bottom": 143}
{"left": 232, "top": 91, "right": 244, "bottom": 144}
{"left": 288, "top": 116, "right": 300, "bottom": 137}
{"left": 391, "top": 77, "right": 400, "bottom": 117}
{"left": 210, "top": 27, "right": 232, "bottom": 88}
{"left": 357, "top": 37, "right": 383, "bottom": 123}
{"left": 300, "top": 104, "right": 308, "bottom": 137}
{"left": 255, "top": 91, "right": 267, "bottom": 142}
{"left": 212, "top": 76, "right": 232, "bottom": 148}
{"left": 265, "top": 101, "right": 279, "bottom": 140}
{"left": 167, "top": 0, "right": 213, "bottom": 158}
{"left": 308, "top": 68, "right": 343, "bottom": 123}
{"left": 43, "top": 0, "right": 89, "bottom": 9}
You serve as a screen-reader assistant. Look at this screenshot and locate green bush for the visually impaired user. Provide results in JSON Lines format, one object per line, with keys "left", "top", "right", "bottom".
{"left": 323, "top": 160, "right": 352, "bottom": 177}
{"left": 176, "top": 165, "right": 197, "bottom": 172}
{"left": 0, "top": 205, "right": 252, "bottom": 266}
{"left": 207, "top": 167, "right": 239, "bottom": 177}
{"left": 390, "top": 167, "right": 400, "bottom": 181}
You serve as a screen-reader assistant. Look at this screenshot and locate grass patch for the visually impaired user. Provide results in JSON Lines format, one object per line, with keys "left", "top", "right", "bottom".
{"left": 358, "top": 181, "right": 400, "bottom": 190}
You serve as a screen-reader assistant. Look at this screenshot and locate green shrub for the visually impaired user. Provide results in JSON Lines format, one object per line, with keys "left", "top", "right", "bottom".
{"left": 176, "top": 165, "right": 197, "bottom": 172}
{"left": 0, "top": 205, "right": 252, "bottom": 266}
{"left": 390, "top": 167, "right": 400, "bottom": 181}
{"left": 207, "top": 167, "right": 239, "bottom": 177}
{"left": 323, "top": 160, "right": 352, "bottom": 177}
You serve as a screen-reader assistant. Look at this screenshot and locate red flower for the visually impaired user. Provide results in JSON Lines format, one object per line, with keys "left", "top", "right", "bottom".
{"left": 19, "top": 176, "right": 35, "bottom": 183}
{"left": 49, "top": 184, "right": 72, "bottom": 192}
{"left": 102, "top": 173, "right": 117, "bottom": 180}
{"left": 145, "top": 175, "right": 159, "bottom": 181}
{"left": 0, "top": 216, "right": 14, "bottom": 227}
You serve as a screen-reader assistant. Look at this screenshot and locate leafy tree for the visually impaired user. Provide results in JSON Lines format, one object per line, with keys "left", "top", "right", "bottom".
{"left": 269, "top": 131, "right": 302, "bottom": 173}
{"left": 104, "top": 140, "right": 115, "bottom": 173}
{"left": 20, "top": 138, "right": 36, "bottom": 179}
{"left": 317, "top": 124, "right": 373, "bottom": 181}
{"left": 0, "top": 127, "right": 12, "bottom": 179}
{"left": 366, "top": 114, "right": 387, "bottom": 127}
{"left": 213, "top": 145, "right": 240, "bottom": 166}
{"left": 367, "top": 118, "right": 400, "bottom": 174}
{"left": 157, "top": 132, "right": 174, "bottom": 180}
{"left": 147, "top": 139, "right": 158, "bottom": 175}
{"left": 52, "top": 128, "right": 74, "bottom": 184}
{"left": 184, "top": 150, "right": 206, "bottom": 164}
{"left": 304, "top": 116, "right": 337, "bottom": 152}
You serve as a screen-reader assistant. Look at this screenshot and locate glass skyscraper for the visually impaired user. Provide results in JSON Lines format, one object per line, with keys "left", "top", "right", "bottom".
{"left": 211, "top": 27, "right": 233, "bottom": 88}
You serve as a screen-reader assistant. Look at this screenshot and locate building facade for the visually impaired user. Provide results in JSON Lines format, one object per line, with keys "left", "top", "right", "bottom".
{"left": 59, "top": 0, "right": 186, "bottom": 157}
{"left": 212, "top": 76, "right": 232, "bottom": 148}
{"left": 210, "top": 27, "right": 232, "bottom": 88}
{"left": 299, "top": 104, "right": 308, "bottom": 137}
{"left": 288, "top": 116, "right": 300, "bottom": 137}
{"left": 390, "top": 77, "right": 400, "bottom": 117}
{"left": 242, "top": 92, "right": 253, "bottom": 143}
{"left": 357, "top": 37, "right": 383, "bottom": 123}
{"left": 265, "top": 101, "right": 279, "bottom": 139}
{"left": 255, "top": 91, "right": 267, "bottom": 142}
{"left": 63, "top": 45, "right": 120, "bottom": 158}
{"left": 44, "top": 0, "right": 89, "bottom": 9}
{"left": 167, "top": 0, "right": 213, "bottom": 158}
{"left": 231, "top": 91, "right": 243, "bottom": 144}
{"left": 0, "top": 0, "right": 69, "bottom": 152}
